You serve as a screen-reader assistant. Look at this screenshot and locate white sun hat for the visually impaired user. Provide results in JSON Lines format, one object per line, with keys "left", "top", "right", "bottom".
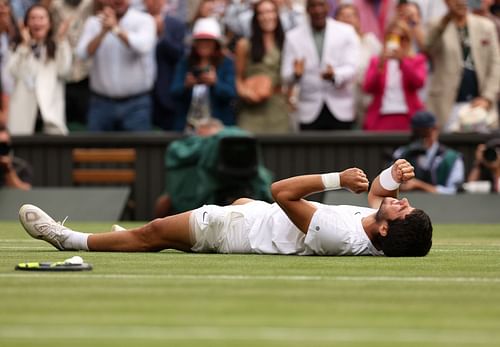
{"left": 192, "top": 17, "right": 222, "bottom": 42}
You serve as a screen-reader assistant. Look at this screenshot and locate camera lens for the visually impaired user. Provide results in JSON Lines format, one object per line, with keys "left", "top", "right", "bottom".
{"left": 0, "top": 142, "right": 11, "bottom": 156}
{"left": 483, "top": 147, "right": 498, "bottom": 162}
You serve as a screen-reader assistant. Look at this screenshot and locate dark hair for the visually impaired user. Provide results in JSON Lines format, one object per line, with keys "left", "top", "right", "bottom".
{"left": 15, "top": 4, "right": 56, "bottom": 60}
{"left": 188, "top": 38, "right": 224, "bottom": 68}
{"left": 250, "top": 0, "right": 284, "bottom": 63}
{"left": 380, "top": 209, "right": 433, "bottom": 257}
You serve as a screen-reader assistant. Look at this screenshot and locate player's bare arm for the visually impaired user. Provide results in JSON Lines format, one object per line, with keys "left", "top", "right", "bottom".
{"left": 368, "top": 159, "right": 415, "bottom": 208}
{"left": 271, "top": 168, "right": 369, "bottom": 233}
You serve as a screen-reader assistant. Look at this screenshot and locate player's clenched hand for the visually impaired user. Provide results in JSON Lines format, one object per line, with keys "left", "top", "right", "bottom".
{"left": 340, "top": 168, "right": 369, "bottom": 194}
{"left": 391, "top": 159, "right": 414, "bottom": 183}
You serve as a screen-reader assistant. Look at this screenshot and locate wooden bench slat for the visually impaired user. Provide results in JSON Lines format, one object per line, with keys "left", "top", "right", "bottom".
{"left": 72, "top": 149, "right": 136, "bottom": 163}
{"left": 72, "top": 169, "right": 136, "bottom": 184}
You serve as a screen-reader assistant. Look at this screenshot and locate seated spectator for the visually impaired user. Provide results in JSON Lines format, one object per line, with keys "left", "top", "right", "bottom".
{"left": 48, "top": 0, "right": 94, "bottom": 132}
{"left": 281, "top": 0, "right": 360, "bottom": 131}
{"left": 466, "top": 136, "right": 500, "bottom": 193}
{"left": 425, "top": 0, "right": 500, "bottom": 132}
{"left": 0, "top": 123, "right": 32, "bottom": 190}
{"left": 170, "top": 17, "right": 237, "bottom": 131}
{"left": 7, "top": 4, "right": 71, "bottom": 135}
{"left": 235, "top": 0, "right": 290, "bottom": 134}
{"left": 392, "top": 111, "right": 465, "bottom": 194}
{"left": 76, "top": 0, "right": 156, "bottom": 132}
{"left": 363, "top": 19, "right": 426, "bottom": 131}
{"left": 144, "top": 0, "right": 186, "bottom": 131}
{"left": 335, "top": 3, "right": 382, "bottom": 128}
{"left": 154, "top": 118, "right": 273, "bottom": 218}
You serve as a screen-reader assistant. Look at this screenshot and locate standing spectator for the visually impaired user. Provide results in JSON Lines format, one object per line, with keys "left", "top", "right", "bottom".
{"left": 76, "top": 0, "right": 156, "bottom": 131}
{"left": 362, "top": 19, "right": 426, "bottom": 131}
{"left": 0, "top": 123, "right": 32, "bottom": 190}
{"left": 235, "top": 0, "right": 290, "bottom": 134}
{"left": 352, "top": 0, "right": 397, "bottom": 41}
{"left": 467, "top": 136, "right": 500, "bottom": 193}
{"left": 170, "top": 17, "right": 237, "bottom": 131}
{"left": 224, "top": 0, "right": 304, "bottom": 38}
{"left": 48, "top": 0, "right": 94, "bottom": 131}
{"left": 392, "top": 111, "right": 465, "bottom": 194}
{"left": 396, "top": 0, "right": 426, "bottom": 52}
{"left": 0, "top": 0, "right": 20, "bottom": 112}
{"left": 281, "top": 0, "right": 360, "bottom": 130}
{"left": 7, "top": 4, "right": 71, "bottom": 135}
{"left": 335, "top": 3, "right": 382, "bottom": 128}
{"left": 425, "top": 0, "right": 500, "bottom": 132}
{"left": 144, "top": 0, "right": 185, "bottom": 131}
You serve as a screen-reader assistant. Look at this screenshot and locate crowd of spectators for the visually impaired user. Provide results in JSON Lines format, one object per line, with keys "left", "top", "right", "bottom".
{"left": 0, "top": 0, "right": 497, "bottom": 135}
{"left": 0, "top": 0, "right": 499, "bottom": 195}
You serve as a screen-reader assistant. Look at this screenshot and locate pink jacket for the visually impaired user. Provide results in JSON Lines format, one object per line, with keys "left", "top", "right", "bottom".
{"left": 362, "top": 54, "right": 427, "bottom": 131}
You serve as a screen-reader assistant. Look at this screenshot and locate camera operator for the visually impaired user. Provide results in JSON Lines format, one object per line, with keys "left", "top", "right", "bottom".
{"left": 467, "top": 137, "right": 500, "bottom": 193}
{"left": 0, "top": 124, "right": 32, "bottom": 190}
{"left": 392, "top": 110, "right": 465, "bottom": 194}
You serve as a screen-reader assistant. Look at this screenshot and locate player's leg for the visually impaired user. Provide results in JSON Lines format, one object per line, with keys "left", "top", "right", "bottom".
{"left": 88, "top": 212, "right": 193, "bottom": 252}
{"left": 19, "top": 204, "right": 193, "bottom": 252}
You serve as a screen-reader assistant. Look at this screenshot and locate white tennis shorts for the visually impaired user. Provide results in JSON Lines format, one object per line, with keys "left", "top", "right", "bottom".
{"left": 189, "top": 204, "right": 255, "bottom": 254}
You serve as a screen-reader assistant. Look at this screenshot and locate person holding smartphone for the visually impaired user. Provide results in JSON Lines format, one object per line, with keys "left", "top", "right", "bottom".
{"left": 362, "top": 19, "right": 427, "bottom": 131}
{"left": 170, "top": 17, "right": 237, "bottom": 132}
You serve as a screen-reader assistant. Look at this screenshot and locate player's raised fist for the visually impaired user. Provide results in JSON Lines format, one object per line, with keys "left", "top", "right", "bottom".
{"left": 340, "top": 168, "right": 370, "bottom": 194}
{"left": 392, "top": 159, "right": 415, "bottom": 183}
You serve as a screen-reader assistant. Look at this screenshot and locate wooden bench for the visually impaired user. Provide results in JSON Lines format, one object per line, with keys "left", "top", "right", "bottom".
{"left": 72, "top": 148, "right": 136, "bottom": 185}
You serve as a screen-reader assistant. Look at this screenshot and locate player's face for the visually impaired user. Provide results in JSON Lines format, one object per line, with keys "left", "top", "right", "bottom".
{"left": 377, "top": 197, "right": 415, "bottom": 222}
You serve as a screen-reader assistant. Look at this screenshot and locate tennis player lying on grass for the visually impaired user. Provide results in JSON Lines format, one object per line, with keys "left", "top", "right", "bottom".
{"left": 19, "top": 159, "right": 432, "bottom": 257}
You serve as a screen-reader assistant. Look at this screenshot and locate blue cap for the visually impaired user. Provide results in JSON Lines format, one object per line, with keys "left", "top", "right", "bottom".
{"left": 411, "top": 111, "right": 436, "bottom": 129}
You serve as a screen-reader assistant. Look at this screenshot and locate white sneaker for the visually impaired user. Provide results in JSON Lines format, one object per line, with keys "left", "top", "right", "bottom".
{"left": 19, "top": 204, "right": 74, "bottom": 250}
{"left": 111, "top": 224, "right": 126, "bottom": 232}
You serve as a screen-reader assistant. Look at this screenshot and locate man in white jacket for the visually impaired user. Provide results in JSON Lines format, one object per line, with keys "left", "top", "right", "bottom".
{"left": 281, "top": 0, "right": 360, "bottom": 130}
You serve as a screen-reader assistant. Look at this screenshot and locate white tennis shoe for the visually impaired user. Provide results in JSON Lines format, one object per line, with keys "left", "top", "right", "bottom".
{"left": 19, "top": 204, "right": 74, "bottom": 250}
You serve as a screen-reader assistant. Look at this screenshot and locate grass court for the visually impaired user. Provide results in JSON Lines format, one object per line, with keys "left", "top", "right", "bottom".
{"left": 1, "top": 221, "right": 499, "bottom": 346}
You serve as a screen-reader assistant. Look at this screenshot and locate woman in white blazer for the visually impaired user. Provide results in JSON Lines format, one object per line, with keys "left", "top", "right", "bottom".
{"left": 7, "top": 4, "right": 71, "bottom": 135}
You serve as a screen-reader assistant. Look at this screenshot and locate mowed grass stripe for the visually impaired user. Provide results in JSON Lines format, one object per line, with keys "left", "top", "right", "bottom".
{"left": 1, "top": 325, "right": 500, "bottom": 344}
{"left": 1, "top": 273, "right": 500, "bottom": 283}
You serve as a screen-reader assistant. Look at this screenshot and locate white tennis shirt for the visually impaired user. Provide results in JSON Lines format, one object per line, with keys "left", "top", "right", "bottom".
{"left": 244, "top": 201, "right": 384, "bottom": 256}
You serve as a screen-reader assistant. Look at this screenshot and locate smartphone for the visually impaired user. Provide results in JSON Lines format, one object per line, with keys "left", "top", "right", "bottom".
{"left": 467, "top": 0, "right": 482, "bottom": 10}
{"left": 386, "top": 34, "right": 401, "bottom": 52}
{"left": 191, "top": 66, "right": 209, "bottom": 78}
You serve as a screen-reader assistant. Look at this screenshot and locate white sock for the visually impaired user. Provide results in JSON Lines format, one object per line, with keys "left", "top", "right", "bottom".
{"left": 64, "top": 231, "right": 91, "bottom": 251}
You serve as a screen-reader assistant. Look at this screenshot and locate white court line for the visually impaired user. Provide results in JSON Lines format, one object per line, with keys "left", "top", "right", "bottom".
{"left": 0, "top": 325, "right": 498, "bottom": 344}
{"left": 0, "top": 273, "right": 499, "bottom": 283}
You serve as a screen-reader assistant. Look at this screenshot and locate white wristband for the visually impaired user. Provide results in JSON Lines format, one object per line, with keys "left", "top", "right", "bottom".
{"left": 321, "top": 172, "right": 341, "bottom": 191}
{"left": 379, "top": 166, "right": 400, "bottom": 191}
